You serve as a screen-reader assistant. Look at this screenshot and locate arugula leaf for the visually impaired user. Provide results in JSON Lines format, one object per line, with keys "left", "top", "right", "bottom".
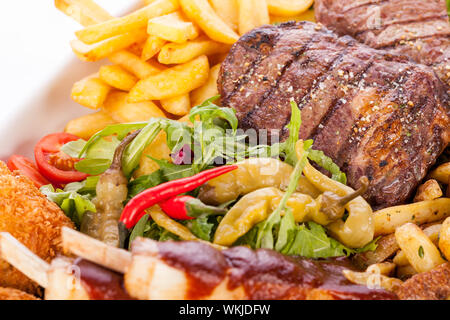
{"left": 127, "top": 170, "right": 164, "bottom": 200}
{"left": 130, "top": 217, "right": 179, "bottom": 243}
{"left": 162, "top": 120, "right": 193, "bottom": 152}
{"left": 189, "top": 96, "right": 238, "bottom": 132}
{"left": 287, "top": 222, "right": 352, "bottom": 258}
{"left": 79, "top": 122, "right": 149, "bottom": 157}
{"left": 447, "top": 0, "right": 450, "bottom": 15}
{"left": 150, "top": 158, "right": 197, "bottom": 180}
{"left": 308, "top": 149, "right": 347, "bottom": 184}
{"left": 275, "top": 209, "right": 297, "bottom": 253}
{"left": 188, "top": 216, "right": 215, "bottom": 241}
{"left": 281, "top": 101, "right": 302, "bottom": 166}
{"left": 122, "top": 119, "right": 162, "bottom": 177}
{"left": 128, "top": 214, "right": 149, "bottom": 249}
{"left": 40, "top": 184, "right": 96, "bottom": 227}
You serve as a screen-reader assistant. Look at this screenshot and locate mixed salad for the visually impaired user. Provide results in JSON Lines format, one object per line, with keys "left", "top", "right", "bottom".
{"left": 9, "top": 98, "right": 378, "bottom": 259}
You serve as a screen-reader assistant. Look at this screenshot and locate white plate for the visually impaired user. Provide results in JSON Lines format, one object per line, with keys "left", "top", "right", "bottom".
{"left": 0, "top": 0, "right": 140, "bottom": 160}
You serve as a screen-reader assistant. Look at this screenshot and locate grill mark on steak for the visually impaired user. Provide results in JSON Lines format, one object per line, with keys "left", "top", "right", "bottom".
{"left": 308, "top": 59, "right": 375, "bottom": 143}
{"left": 225, "top": 23, "right": 321, "bottom": 127}
{"left": 219, "top": 25, "right": 281, "bottom": 105}
{"left": 284, "top": 45, "right": 355, "bottom": 139}
{"left": 342, "top": 64, "right": 447, "bottom": 207}
{"left": 334, "top": 68, "right": 414, "bottom": 204}
{"left": 241, "top": 32, "right": 344, "bottom": 137}
{"left": 240, "top": 32, "right": 321, "bottom": 132}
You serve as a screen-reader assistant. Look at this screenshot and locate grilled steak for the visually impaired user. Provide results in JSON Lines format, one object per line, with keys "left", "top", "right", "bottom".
{"left": 315, "top": 0, "right": 450, "bottom": 90}
{"left": 218, "top": 21, "right": 450, "bottom": 208}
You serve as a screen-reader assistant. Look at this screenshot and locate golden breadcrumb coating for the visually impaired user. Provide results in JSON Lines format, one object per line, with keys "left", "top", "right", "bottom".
{"left": 0, "top": 287, "right": 39, "bottom": 300}
{"left": 0, "top": 161, "right": 74, "bottom": 295}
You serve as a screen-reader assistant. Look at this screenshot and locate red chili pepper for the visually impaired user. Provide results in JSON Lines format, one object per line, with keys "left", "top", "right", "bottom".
{"left": 119, "top": 165, "right": 237, "bottom": 229}
{"left": 159, "top": 195, "right": 196, "bottom": 220}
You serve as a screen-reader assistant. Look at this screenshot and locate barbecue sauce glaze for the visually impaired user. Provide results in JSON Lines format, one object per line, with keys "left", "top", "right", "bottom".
{"left": 73, "top": 258, "right": 134, "bottom": 300}
{"left": 157, "top": 241, "right": 398, "bottom": 300}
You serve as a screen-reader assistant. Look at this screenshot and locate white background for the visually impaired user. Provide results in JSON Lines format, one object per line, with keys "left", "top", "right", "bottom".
{"left": 0, "top": 1, "right": 139, "bottom": 159}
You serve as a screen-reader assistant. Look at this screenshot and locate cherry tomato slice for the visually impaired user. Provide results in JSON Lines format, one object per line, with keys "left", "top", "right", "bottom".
{"left": 35, "top": 133, "right": 88, "bottom": 184}
{"left": 7, "top": 155, "right": 51, "bottom": 188}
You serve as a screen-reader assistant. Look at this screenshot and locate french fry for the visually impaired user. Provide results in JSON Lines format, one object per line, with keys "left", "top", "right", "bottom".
{"left": 102, "top": 91, "right": 165, "bottom": 123}
{"left": 158, "top": 36, "right": 230, "bottom": 64}
{"left": 342, "top": 269, "right": 402, "bottom": 292}
{"left": 65, "top": 111, "right": 116, "bottom": 140}
{"left": 208, "top": 0, "right": 239, "bottom": 31}
{"left": 142, "top": 0, "right": 158, "bottom": 4}
{"left": 99, "top": 65, "right": 138, "bottom": 91}
{"left": 393, "top": 250, "right": 409, "bottom": 267}
{"left": 366, "top": 262, "right": 396, "bottom": 276}
{"left": 190, "top": 63, "right": 221, "bottom": 107}
{"left": 55, "top": 0, "right": 112, "bottom": 27}
{"left": 423, "top": 223, "right": 442, "bottom": 244}
{"left": 147, "top": 11, "right": 200, "bottom": 44}
{"left": 161, "top": 94, "right": 191, "bottom": 116}
{"left": 237, "top": 0, "right": 270, "bottom": 35}
{"left": 129, "top": 55, "right": 209, "bottom": 101}
{"left": 141, "top": 35, "right": 167, "bottom": 61}
{"left": 414, "top": 179, "right": 443, "bottom": 202}
{"left": 108, "top": 51, "right": 166, "bottom": 79}
{"left": 438, "top": 217, "right": 450, "bottom": 260}
{"left": 270, "top": 8, "right": 316, "bottom": 24}
{"left": 71, "top": 28, "right": 148, "bottom": 62}
{"left": 267, "top": 0, "right": 314, "bottom": 17}
{"left": 135, "top": 132, "right": 172, "bottom": 177}
{"left": 396, "top": 264, "right": 417, "bottom": 280}
{"left": 179, "top": 0, "right": 239, "bottom": 44}
{"left": 127, "top": 40, "right": 146, "bottom": 57}
{"left": 177, "top": 113, "right": 194, "bottom": 125}
{"left": 373, "top": 198, "right": 450, "bottom": 236}
{"left": 75, "top": 0, "right": 179, "bottom": 44}
{"left": 71, "top": 75, "right": 111, "bottom": 109}
{"left": 429, "top": 162, "right": 450, "bottom": 184}
{"left": 395, "top": 223, "right": 445, "bottom": 273}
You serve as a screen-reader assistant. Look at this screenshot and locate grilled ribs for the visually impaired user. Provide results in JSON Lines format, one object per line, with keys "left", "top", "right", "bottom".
{"left": 315, "top": 0, "right": 450, "bottom": 90}
{"left": 218, "top": 21, "right": 449, "bottom": 208}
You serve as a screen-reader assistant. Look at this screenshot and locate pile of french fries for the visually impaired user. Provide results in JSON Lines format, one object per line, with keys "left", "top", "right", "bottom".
{"left": 56, "top": 0, "right": 315, "bottom": 140}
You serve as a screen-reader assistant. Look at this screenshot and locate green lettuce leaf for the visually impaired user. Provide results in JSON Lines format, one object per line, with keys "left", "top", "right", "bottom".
{"left": 40, "top": 184, "right": 96, "bottom": 227}
{"left": 286, "top": 222, "right": 352, "bottom": 258}
{"left": 189, "top": 96, "right": 238, "bottom": 132}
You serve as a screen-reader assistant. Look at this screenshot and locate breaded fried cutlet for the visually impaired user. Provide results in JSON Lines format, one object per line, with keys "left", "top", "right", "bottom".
{"left": 396, "top": 263, "right": 450, "bottom": 300}
{"left": 0, "top": 161, "right": 74, "bottom": 295}
{"left": 0, "top": 287, "right": 39, "bottom": 300}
